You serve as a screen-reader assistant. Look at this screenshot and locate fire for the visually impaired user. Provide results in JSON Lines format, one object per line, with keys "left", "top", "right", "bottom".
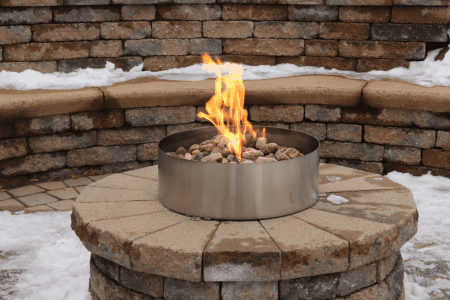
{"left": 198, "top": 53, "right": 265, "bottom": 161}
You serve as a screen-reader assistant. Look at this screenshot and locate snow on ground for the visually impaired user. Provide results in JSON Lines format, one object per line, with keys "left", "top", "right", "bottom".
{"left": 0, "top": 171, "right": 449, "bottom": 300}
{"left": 0, "top": 47, "right": 450, "bottom": 91}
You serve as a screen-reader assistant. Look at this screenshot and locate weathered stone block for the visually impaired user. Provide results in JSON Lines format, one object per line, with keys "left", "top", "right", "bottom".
{"left": 157, "top": 4, "right": 221, "bottom": 20}
{"left": 393, "top": 0, "right": 449, "bottom": 4}
{"left": 126, "top": 106, "right": 196, "bottom": 126}
{"left": 152, "top": 21, "right": 201, "bottom": 38}
{"left": 89, "top": 40, "right": 124, "bottom": 57}
{"left": 320, "top": 141, "right": 384, "bottom": 161}
{"left": 100, "top": 161, "right": 148, "bottom": 174}
{"left": 339, "top": 6, "right": 391, "bottom": 23}
{"left": 377, "top": 252, "right": 399, "bottom": 283}
{"left": 66, "top": 145, "right": 136, "bottom": 167}
{"left": 121, "top": 4, "right": 156, "bottom": 20}
{"left": 0, "top": 138, "right": 27, "bottom": 161}
{"left": 290, "top": 122, "right": 326, "bottom": 140}
{"left": 344, "top": 281, "right": 389, "bottom": 300}
{"left": 3, "top": 42, "right": 89, "bottom": 62}
{"left": 288, "top": 5, "right": 338, "bottom": 21}
{"left": 144, "top": 55, "right": 203, "bottom": 71}
{"left": 251, "top": 121, "right": 289, "bottom": 129}
{"left": 384, "top": 162, "right": 450, "bottom": 178}
{"left": 383, "top": 145, "right": 421, "bottom": 165}
{"left": 423, "top": 149, "right": 450, "bottom": 170}
{"left": 437, "top": 131, "right": 450, "bottom": 150}
{"left": 364, "top": 125, "right": 435, "bottom": 148}
{"left": 164, "top": 277, "right": 220, "bottom": 300}
{"left": 222, "top": 4, "right": 287, "bottom": 21}
{"left": 29, "top": 131, "right": 96, "bottom": 153}
{"left": 64, "top": 0, "right": 110, "bottom": 4}
{"left": 339, "top": 41, "right": 426, "bottom": 60}
{"left": 97, "top": 127, "right": 165, "bottom": 146}
{"left": 58, "top": 57, "right": 142, "bottom": 73}
{"left": 280, "top": 273, "right": 338, "bottom": 300}
{"left": 100, "top": 21, "right": 151, "bottom": 40}
{"left": 305, "top": 105, "right": 341, "bottom": 122}
{"left": 254, "top": 21, "right": 319, "bottom": 39}
{"left": 305, "top": 39, "right": 338, "bottom": 56}
{"left": 0, "top": 115, "right": 69, "bottom": 139}
{"left": 0, "top": 0, "right": 62, "bottom": 6}
{"left": 0, "top": 26, "right": 31, "bottom": 45}
{"left": 223, "top": 38, "right": 304, "bottom": 56}
{"left": 326, "top": 0, "right": 391, "bottom": 4}
{"left": 337, "top": 262, "right": 376, "bottom": 296}
{"left": 357, "top": 59, "right": 409, "bottom": 72}
{"left": 71, "top": 111, "right": 124, "bottom": 131}
{"left": 371, "top": 24, "right": 448, "bottom": 42}
{"left": 0, "top": 153, "right": 66, "bottom": 176}
{"left": 203, "top": 21, "right": 254, "bottom": 38}
{"left": 320, "top": 22, "right": 370, "bottom": 40}
{"left": 167, "top": 122, "right": 213, "bottom": 135}
{"left": 222, "top": 281, "right": 278, "bottom": 300}
{"left": 189, "top": 38, "right": 222, "bottom": 55}
{"left": 31, "top": 23, "right": 100, "bottom": 42}
{"left": 327, "top": 123, "right": 362, "bottom": 142}
{"left": 385, "top": 254, "right": 404, "bottom": 300}
{"left": 136, "top": 143, "right": 158, "bottom": 161}
{"left": 53, "top": 6, "right": 121, "bottom": 23}
{"left": 0, "top": 61, "right": 57, "bottom": 73}
{"left": 327, "top": 159, "right": 383, "bottom": 174}
{"left": 391, "top": 6, "right": 449, "bottom": 24}
{"left": 342, "top": 107, "right": 414, "bottom": 127}
{"left": 0, "top": 7, "right": 52, "bottom": 25}
{"left": 124, "top": 38, "right": 190, "bottom": 56}
{"left": 412, "top": 110, "right": 450, "bottom": 130}
{"left": 250, "top": 105, "right": 304, "bottom": 123}
{"left": 278, "top": 56, "right": 357, "bottom": 71}
{"left": 120, "top": 265, "right": 163, "bottom": 298}
{"left": 92, "top": 254, "right": 120, "bottom": 282}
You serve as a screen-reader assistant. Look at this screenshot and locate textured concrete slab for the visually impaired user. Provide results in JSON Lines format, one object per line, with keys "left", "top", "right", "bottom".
{"left": 320, "top": 174, "right": 407, "bottom": 193}
{"left": 63, "top": 177, "right": 94, "bottom": 187}
{"left": 36, "top": 181, "right": 67, "bottom": 190}
{"left": 24, "top": 204, "right": 55, "bottom": 213}
{"left": 364, "top": 80, "right": 450, "bottom": 113}
{"left": 90, "top": 174, "right": 156, "bottom": 192}
{"left": 0, "top": 192, "right": 11, "bottom": 201}
{"left": 204, "top": 221, "right": 281, "bottom": 281}
{"left": 260, "top": 216, "right": 349, "bottom": 279}
{"left": 0, "top": 87, "right": 103, "bottom": 121}
{"left": 293, "top": 209, "right": 399, "bottom": 269}
{"left": 312, "top": 189, "right": 418, "bottom": 250}
{"left": 123, "top": 165, "right": 158, "bottom": 181}
{"left": 47, "top": 187, "right": 79, "bottom": 200}
{"left": 76, "top": 186, "right": 157, "bottom": 203}
{"left": 131, "top": 220, "right": 219, "bottom": 281}
{"left": 79, "top": 211, "right": 188, "bottom": 269}
{"left": 0, "top": 199, "right": 25, "bottom": 212}
{"left": 8, "top": 185, "right": 44, "bottom": 197}
{"left": 17, "top": 193, "right": 59, "bottom": 206}
{"left": 47, "top": 200, "right": 74, "bottom": 211}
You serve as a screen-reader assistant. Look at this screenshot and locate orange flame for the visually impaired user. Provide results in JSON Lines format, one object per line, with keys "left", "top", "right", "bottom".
{"left": 198, "top": 53, "right": 260, "bottom": 161}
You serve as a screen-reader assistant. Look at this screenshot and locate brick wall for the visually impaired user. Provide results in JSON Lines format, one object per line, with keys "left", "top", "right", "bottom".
{"left": 1, "top": 103, "right": 450, "bottom": 188}
{"left": 0, "top": 0, "right": 449, "bottom": 73}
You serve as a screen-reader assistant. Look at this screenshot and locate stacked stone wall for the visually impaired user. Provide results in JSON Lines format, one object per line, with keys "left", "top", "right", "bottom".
{"left": 0, "top": 0, "right": 449, "bottom": 74}
{"left": 1, "top": 102, "right": 450, "bottom": 188}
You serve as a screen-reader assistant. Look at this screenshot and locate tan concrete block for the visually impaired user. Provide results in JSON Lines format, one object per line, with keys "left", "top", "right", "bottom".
{"left": 0, "top": 61, "right": 57, "bottom": 73}
{"left": 0, "top": 199, "right": 25, "bottom": 212}
{"left": 63, "top": 177, "right": 94, "bottom": 187}
{"left": 0, "top": 192, "right": 11, "bottom": 201}
{"left": 357, "top": 59, "right": 409, "bottom": 72}
{"left": 3, "top": 41, "right": 89, "bottom": 62}
{"left": 222, "top": 281, "right": 278, "bottom": 300}
{"left": 294, "top": 209, "right": 400, "bottom": 269}
{"left": 0, "top": 25, "right": 31, "bottom": 45}
{"left": 0, "top": 0, "right": 62, "bottom": 6}
{"left": 8, "top": 185, "right": 44, "bottom": 197}
{"left": 119, "top": 265, "right": 163, "bottom": 298}
{"left": 75, "top": 186, "right": 157, "bottom": 203}
{"left": 90, "top": 174, "right": 156, "bottom": 192}
{"left": 17, "top": 193, "right": 59, "bottom": 206}
{"left": 222, "top": 4, "right": 287, "bottom": 21}
{"left": 377, "top": 252, "right": 399, "bottom": 282}
{"left": 158, "top": 4, "right": 220, "bottom": 20}
{"left": 74, "top": 186, "right": 85, "bottom": 193}
{"left": 327, "top": 123, "right": 362, "bottom": 142}
{"left": 339, "top": 6, "right": 391, "bottom": 23}
{"left": 131, "top": 220, "right": 219, "bottom": 281}
{"left": 391, "top": 6, "right": 449, "bottom": 24}
{"left": 305, "top": 39, "right": 338, "bottom": 57}
{"left": 167, "top": 123, "right": 213, "bottom": 136}
{"left": 254, "top": 21, "right": 319, "bottom": 39}
{"left": 422, "top": 149, "right": 450, "bottom": 170}
{"left": 384, "top": 145, "right": 421, "bottom": 165}
{"left": 164, "top": 277, "right": 220, "bottom": 300}
{"left": 249, "top": 105, "right": 304, "bottom": 123}
{"left": 364, "top": 125, "right": 435, "bottom": 148}
{"left": 123, "top": 165, "right": 158, "bottom": 181}
{"left": 47, "top": 200, "right": 74, "bottom": 211}
{"left": 152, "top": 21, "right": 201, "bottom": 38}
{"left": 290, "top": 122, "right": 327, "bottom": 140}
{"left": 0, "top": 153, "right": 66, "bottom": 177}
{"left": 24, "top": 204, "right": 55, "bottom": 213}
{"left": 344, "top": 281, "right": 389, "bottom": 300}
{"left": 223, "top": 38, "right": 304, "bottom": 56}
{"left": 326, "top": 0, "right": 391, "bottom": 4}
{"left": 437, "top": 131, "right": 450, "bottom": 150}
{"left": 36, "top": 181, "right": 67, "bottom": 190}
{"left": 31, "top": 23, "right": 100, "bottom": 42}
{"left": 89, "top": 40, "right": 123, "bottom": 58}
{"left": 319, "top": 22, "right": 370, "bottom": 40}
{"left": 260, "top": 216, "right": 349, "bottom": 279}
{"left": 204, "top": 221, "right": 281, "bottom": 281}
{"left": 121, "top": 4, "right": 156, "bottom": 21}
{"left": 47, "top": 187, "right": 79, "bottom": 200}
{"left": 101, "top": 21, "right": 151, "bottom": 40}
{"left": 278, "top": 56, "right": 358, "bottom": 71}
{"left": 320, "top": 141, "right": 383, "bottom": 162}
{"left": 339, "top": 41, "right": 425, "bottom": 60}
{"left": 0, "top": 87, "right": 103, "bottom": 121}
{"left": 81, "top": 211, "right": 188, "bottom": 268}
{"left": 203, "top": 21, "right": 254, "bottom": 38}
{"left": 88, "top": 174, "right": 112, "bottom": 182}
{"left": 363, "top": 81, "right": 450, "bottom": 113}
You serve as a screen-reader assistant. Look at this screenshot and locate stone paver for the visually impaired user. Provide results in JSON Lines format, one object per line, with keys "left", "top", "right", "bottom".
{"left": 63, "top": 177, "right": 94, "bottom": 187}
{"left": 89, "top": 174, "right": 156, "bottom": 191}
{"left": 88, "top": 174, "right": 113, "bottom": 182}
{"left": 0, "top": 192, "right": 11, "bottom": 201}
{"left": 123, "top": 166, "right": 158, "bottom": 181}
{"left": 76, "top": 186, "right": 157, "bottom": 203}
{"left": 47, "top": 200, "right": 75, "bottom": 211}
{"left": 75, "top": 186, "right": 85, "bottom": 193}
{"left": 36, "top": 181, "right": 67, "bottom": 190}
{"left": 0, "top": 199, "right": 26, "bottom": 212}
{"left": 24, "top": 204, "right": 55, "bottom": 213}
{"left": 17, "top": 193, "right": 59, "bottom": 207}
{"left": 47, "top": 187, "right": 79, "bottom": 200}
{"left": 8, "top": 185, "right": 44, "bottom": 197}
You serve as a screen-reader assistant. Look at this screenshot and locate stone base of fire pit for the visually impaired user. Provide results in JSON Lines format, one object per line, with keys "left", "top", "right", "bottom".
{"left": 72, "top": 164, "right": 418, "bottom": 300}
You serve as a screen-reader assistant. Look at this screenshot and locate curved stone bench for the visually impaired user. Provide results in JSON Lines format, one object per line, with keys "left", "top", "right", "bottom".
{"left": 72, "top": 163, "right": 417, "bottom": 300}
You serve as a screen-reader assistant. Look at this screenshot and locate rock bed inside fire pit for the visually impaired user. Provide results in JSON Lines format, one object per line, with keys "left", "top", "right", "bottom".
{"left": 72, "top": 164, "right": 417, "bottom": 300}
{"left": 166, "top": 134, "right": 303, "bottom": 163}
